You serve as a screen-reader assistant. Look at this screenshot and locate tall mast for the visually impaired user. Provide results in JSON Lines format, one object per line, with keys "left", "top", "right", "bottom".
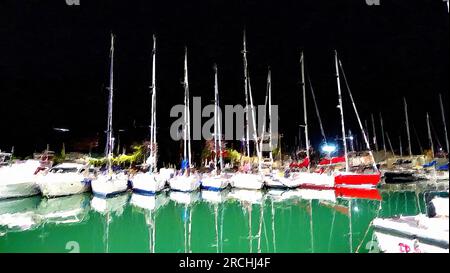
{"left": 268, "top": 67, "right": 273, "bottom": 164}
{"left": 379, "top": 113, "right": 387, "bottom": 157}
{"left": 338, "top": 59, "right": 378, "bottom": 171}
{"left": 403, "top": 97, "right": 412, "bottom": 157}
{"left": 183, "top": 47, "right": 191, "bottom": 167}
{"left": 242, "top": 31, "right": 251, "bottom": 157}
{"left": 248, "top": 74, "right": 261, "bottom": 171}
{"left": 213, "top": 64, "right": 224, "bottom": 170}
{"left": 149, "top": 34, "right": 157, "bottom": 172}
{"left": 217, "top": 69, "right": 224, "bottom": 170}
{"left": 426, "top": 113, "right": 434, "bottom": 158}
{"left": 106, "top": 33, "right": 115, "bottom": 173}
{"left": 371, "top": 113, "right": 378, "bottom": 151}
{"left": 439, "top": 93, "right": 449, "bottom": 154}
{"left": 399, "top": 135, "right": 403, "bottom": 158}
{"left": 259, "top": 67, "right": 271, "bottom": 170}
{"left": 334, "top": 50, "right": 349, "bottom": 172}
{"left": 301, "top": 51, "right": 310, "bottom": 171}
{"left": 385, "top": 132, "right": 395, "bottom": 157}
{"left": 213, "top": 65, "right": 218, "bottom": 170}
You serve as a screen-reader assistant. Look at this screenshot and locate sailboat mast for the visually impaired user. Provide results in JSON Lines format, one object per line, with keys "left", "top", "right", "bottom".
{"left": 242, "top": 31, "right": 251, "bottom": 157}
{"left": 301, "top": 51, "right": 310, "bottom": 171}
{"left": 399, "top": 135, "right": 403, "bottom": 157}
{"left": 385, "top": 132, "right": 395, "bottom": 157}
{"left": 213, "top": 64, "right": 219, "bottom": 170}
{"left": 258, "top": 68, "right": 271, "bottom": 170}
{"left": 248, "top": 75, "right": 261, "bottom": 171}
{"left": 184, "top": 48, "right": 192, "bottom": 168}
{"left": 106, "top": 33, "right": 115, "bottom": 172}
{"left": 439, "top": 94, "right": 449, "bottom": 154}
{"left": 379, "top": 113, "right": 387, "bottom": 157}
{"left": 371, "top": 113, "right": 378, "bottom": 151}
{"left": 149, "top": 34, "right": 157, "bottom": 172}
{"left": 334, "top": 50, "right": 349, "bottom": 172}
{"left": 403, "top": 97, "right": 413, "bottom": 157}
{"left": 426, "top": 113, "right": 435, "bottom": 158}
{"left": 268, "top": 67, "right": 273, "bottom": 164}
{"left": 183, "top": 47, "right": 189, "bottom": 166}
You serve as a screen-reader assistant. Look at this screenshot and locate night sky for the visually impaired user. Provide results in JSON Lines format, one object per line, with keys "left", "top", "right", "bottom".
{"left": 0, "top": 0, "right": 448, "bottom": 165}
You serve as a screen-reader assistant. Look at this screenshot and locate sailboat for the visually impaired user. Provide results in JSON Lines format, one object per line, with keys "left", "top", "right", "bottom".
{"left": 330, "top": 50, "right": 381, "bottom": 188}
{"left": 168, "top": 47, "right": 201, "bottom": 192}
{"left": 131, "top": 35, "right": 172, "bottom": 195}
{"left": 201, "top": 64, "right": 230, "bottom": 191}
{"left": 91, "top": 34, "right": 129, "bottom": 198}
{"left": 229, "top": 31, "right": 264, "bottom": 190}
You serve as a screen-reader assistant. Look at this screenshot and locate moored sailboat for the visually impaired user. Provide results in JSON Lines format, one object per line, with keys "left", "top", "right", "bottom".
{"left": 91, "top": 34, "right": 129, "bottom": 198}
{"left": 168, "top": 47, "right": 201, "bottom": 192}
{"left": 131, "top": 35, "right": 169, "bottom": 195}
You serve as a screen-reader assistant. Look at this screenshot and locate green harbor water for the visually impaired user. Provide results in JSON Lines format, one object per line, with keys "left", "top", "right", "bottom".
{"left": 0, "top": 183, "right": 448, "bottom": 253}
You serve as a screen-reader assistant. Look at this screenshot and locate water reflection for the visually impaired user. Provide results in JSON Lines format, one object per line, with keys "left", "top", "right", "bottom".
{"left": 0, "top": 182, "right": 448, "bottom": 253}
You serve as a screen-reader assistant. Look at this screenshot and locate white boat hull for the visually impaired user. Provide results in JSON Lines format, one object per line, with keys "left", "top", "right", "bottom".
{"left": 131, "top": 172, "right": 166, "bottom": 195}
{"left": 91, "top": 173, "right": 129, "bottom": 198}
{"left": 230, "top": 173, "right": 264, "bottom": 190}
{"left": 201, "top": 175, "right": 229, "bottom": 191}
{"left": 37, "top": 174, "right": 91, "bottom": 197}
{"left": 373, "top": 215, "right": 449, "bottom": 253}
{"left": 0, "top": 160, "right": 42, "bottom": 199}
{"left": 296, "top": 172, "right": 335, "bottom": 188}
{"left": 168, "top": 175, "right": 201, "bottom": 192}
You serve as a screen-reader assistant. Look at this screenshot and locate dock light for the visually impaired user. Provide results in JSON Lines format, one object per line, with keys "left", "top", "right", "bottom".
{"left": 321, "top": 144, "right": 336, "bottom": 153}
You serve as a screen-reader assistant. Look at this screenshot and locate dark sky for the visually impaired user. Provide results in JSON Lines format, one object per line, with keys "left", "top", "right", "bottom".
{"left": 0, "top": 0, "right": 448, "bottom": 164}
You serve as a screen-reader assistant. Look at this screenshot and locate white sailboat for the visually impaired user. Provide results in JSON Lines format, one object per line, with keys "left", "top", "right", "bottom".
{"left": 269, "top": 51, "right": 334, "bottom": 189}
{"left": 201, "top": 64, "right": 230, "bottom": 191}
{"left": 91, "top": 34, "right": 129, "bottom": 198}
{"left": 131, "top": 35, "right": 171, "bottom": 195}
{"left": 168, "top": 47, "right": 201, "bottom": 192}
{"left": 36, "top": 162, "right": 95, "bottom": 197}
{"left": 230, "top": 31, "right": 264, "bottom": 190}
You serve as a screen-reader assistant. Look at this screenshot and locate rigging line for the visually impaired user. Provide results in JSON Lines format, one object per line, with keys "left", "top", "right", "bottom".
{"left": 338, "top": 59, "right": 378, "bottom": 172}
{"left": 306, "top": 69, "right": 327, "bottom": 145}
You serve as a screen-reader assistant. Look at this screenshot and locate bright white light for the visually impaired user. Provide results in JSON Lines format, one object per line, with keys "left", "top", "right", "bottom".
{"left": 322, "top": 144, "right": 336, "bottom": 153}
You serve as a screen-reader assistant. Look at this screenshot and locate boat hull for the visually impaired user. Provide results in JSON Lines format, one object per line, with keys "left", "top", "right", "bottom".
{"left": 91, "top": 174, "right": 129, "bottom": 198}
{"left": 229, "top": 173, "right": 264, "bottom": 190}
{"left": 37, "top": 174, "right": 91, "bottom": 197}
{"left": 168, "top": 175, "right": 201, "bottom": 192}
{"left": 201, "top": 175, "right": 229, "bottom": 191}
{"left": 131, "top": 173, "right": 166, "bottom": 195}
{"left": 334, "top": 172, "right": 380, "bottom": 188}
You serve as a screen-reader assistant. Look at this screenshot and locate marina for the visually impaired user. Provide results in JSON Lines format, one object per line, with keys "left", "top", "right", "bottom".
{"left": 0, "top": 1, "right": 448, "bottom": 256}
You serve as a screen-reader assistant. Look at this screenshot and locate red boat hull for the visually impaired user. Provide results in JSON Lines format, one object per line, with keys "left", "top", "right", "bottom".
{"left": 334, "top": 173, "right": 380, "bottom": 187}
